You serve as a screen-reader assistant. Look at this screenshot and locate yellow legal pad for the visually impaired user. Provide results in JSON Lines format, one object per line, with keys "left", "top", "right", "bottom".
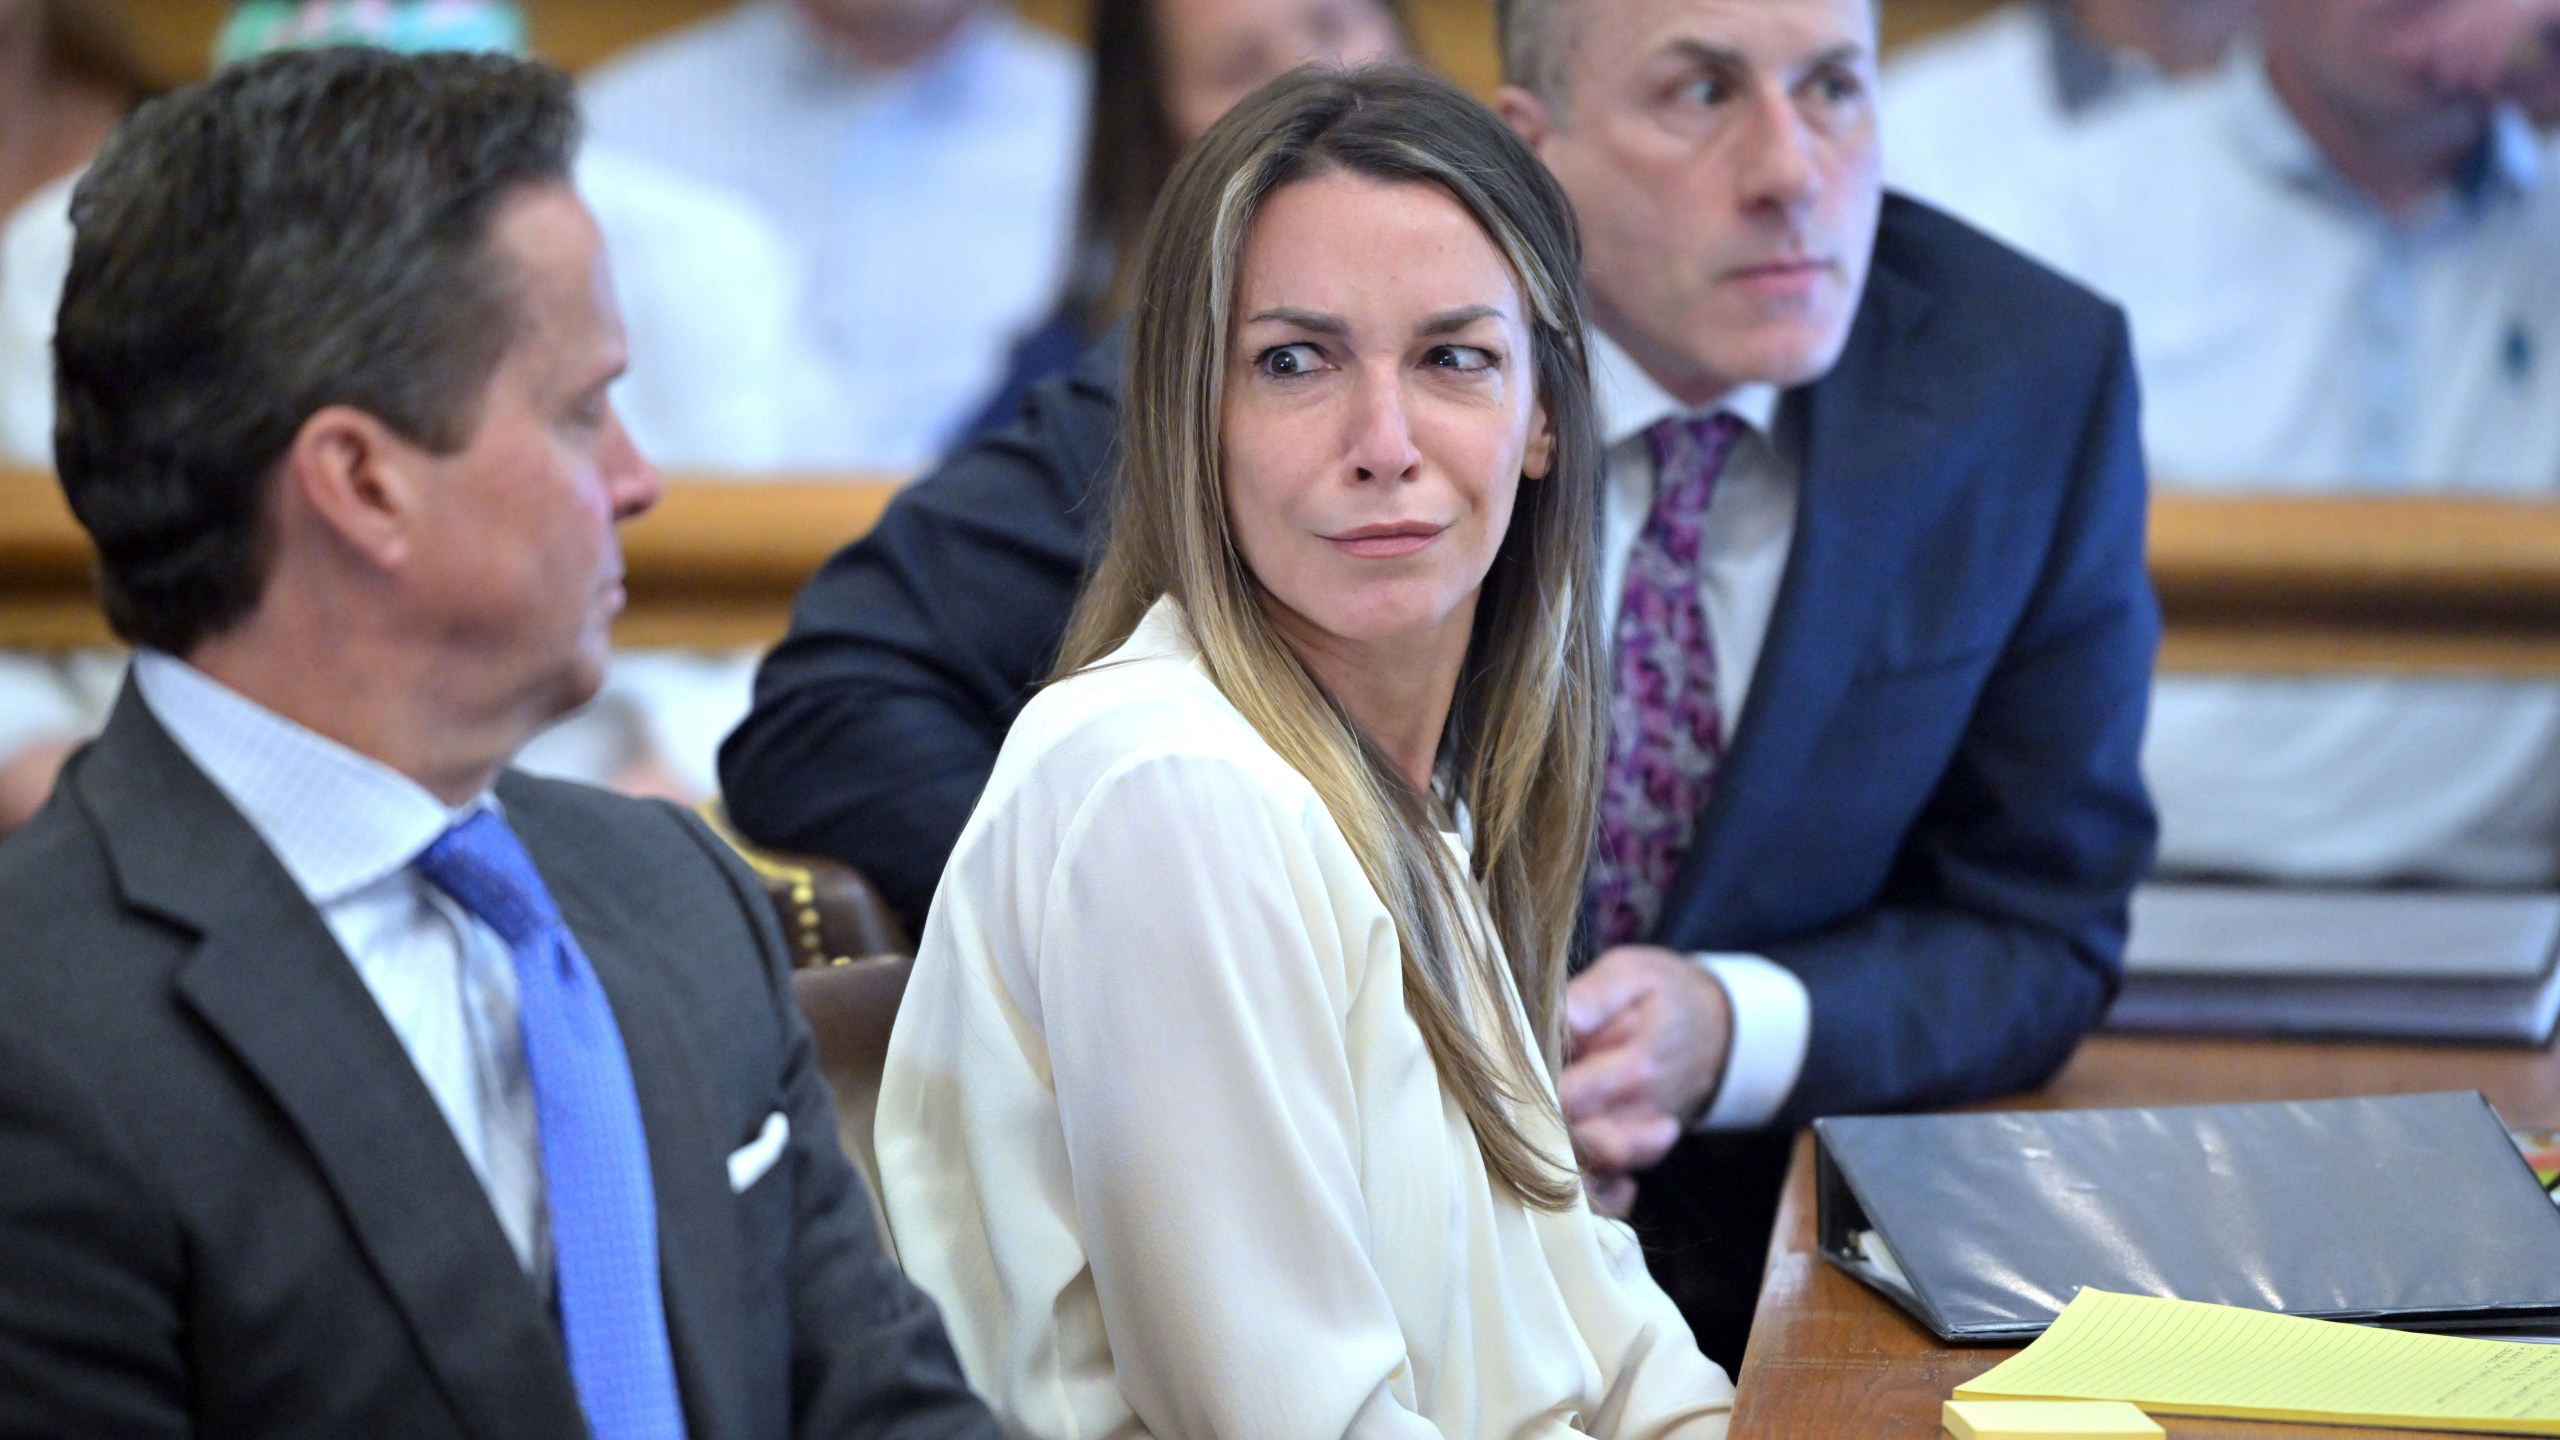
{"left": 1943, "top": 1399, "right": 2164, "bottom": 1438}
{"left": 1955, "top": 1289, "right": 2560, "bottom": 1435}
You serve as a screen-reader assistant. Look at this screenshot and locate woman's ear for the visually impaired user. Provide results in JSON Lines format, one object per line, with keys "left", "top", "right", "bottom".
{"left": 1522, "top": 404, "right": 1555, "bottom": 481}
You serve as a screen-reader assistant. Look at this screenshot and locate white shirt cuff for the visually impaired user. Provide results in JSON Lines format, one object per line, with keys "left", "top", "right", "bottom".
{"left": 1690, "top": 952, "right": 1811, "bottom": 1131}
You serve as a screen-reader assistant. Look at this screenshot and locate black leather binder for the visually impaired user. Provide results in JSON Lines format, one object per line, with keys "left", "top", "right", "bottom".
{"left": 1814, "top": 1091, "right": 2560, "bottom": 1343}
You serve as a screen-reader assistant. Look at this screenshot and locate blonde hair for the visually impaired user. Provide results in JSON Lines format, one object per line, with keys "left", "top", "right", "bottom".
{"left": 1056, "top": 65, "right": 1606, "bottom": 1211}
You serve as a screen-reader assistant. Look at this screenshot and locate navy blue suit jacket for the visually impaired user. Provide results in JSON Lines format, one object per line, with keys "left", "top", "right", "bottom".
{"left": 723, "top": 196, "right": 2158, "bottom": 1129}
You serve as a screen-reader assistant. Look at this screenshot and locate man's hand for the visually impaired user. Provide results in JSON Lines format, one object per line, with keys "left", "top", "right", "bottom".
{"left": 1559, "top": 945, "right": 1733, "bottom": 1217}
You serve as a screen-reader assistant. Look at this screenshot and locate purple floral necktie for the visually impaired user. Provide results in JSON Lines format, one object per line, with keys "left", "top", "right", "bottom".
{"left": 1587, "top": 412, "right": 1747, "bottom": 952}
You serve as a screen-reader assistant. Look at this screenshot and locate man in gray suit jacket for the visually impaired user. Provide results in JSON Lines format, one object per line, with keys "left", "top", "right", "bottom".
{"left": 0, "top": 47, "right": 993, "bottom": 1440}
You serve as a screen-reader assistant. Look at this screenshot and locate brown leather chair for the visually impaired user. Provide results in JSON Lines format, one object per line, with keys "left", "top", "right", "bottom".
{"left": 698, "top": 803, "right": 913, "bottom": 1196}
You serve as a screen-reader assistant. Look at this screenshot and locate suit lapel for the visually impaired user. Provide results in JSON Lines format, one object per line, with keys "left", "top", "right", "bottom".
{"left": 79, "top": 688, "right": 588, "bottom": 1440}
{"left": 1658, "top": 260, "right": 1950, "bottom": 942}
{"left": 512, "top": 784, "right": 750, "bottom": 1440}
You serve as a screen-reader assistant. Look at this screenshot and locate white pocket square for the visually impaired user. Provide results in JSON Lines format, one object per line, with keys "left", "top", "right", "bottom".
{"left": 727, "top": 1110, "right": 790, "bottom": 1193}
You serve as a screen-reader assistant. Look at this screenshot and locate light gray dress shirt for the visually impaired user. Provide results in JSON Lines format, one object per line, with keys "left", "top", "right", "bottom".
{"left": 131, "top": 653, "right": 550, "bottom": 1279}
{"left": 1589, "top": 332, "right": 1811, "bottom": 1130}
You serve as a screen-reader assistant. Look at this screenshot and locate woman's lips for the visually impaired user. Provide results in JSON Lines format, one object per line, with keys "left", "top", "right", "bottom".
{"left": 1324, "top": 521, "right": 1447, "bottom": 559}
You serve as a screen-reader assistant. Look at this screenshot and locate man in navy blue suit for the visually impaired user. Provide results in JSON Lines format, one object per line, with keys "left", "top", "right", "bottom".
{"left": 723, "top": 0, "right": 2157, "bottom": 1367}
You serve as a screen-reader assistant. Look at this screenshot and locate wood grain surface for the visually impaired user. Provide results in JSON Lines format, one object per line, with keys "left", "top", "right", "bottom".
{"left": 1728, "top": 1033, "right": 2560, "bottom": 1438}
{"left": 16, "top": 469, "right": 2560, "bottom": 665}
{"left": 0, "top": 466, "right": 901, "bottom": 649}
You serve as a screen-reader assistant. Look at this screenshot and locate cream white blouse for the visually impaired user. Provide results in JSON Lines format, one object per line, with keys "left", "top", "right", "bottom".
{"left": 875, "top": 600, "right": 1734, "bottom": 1440}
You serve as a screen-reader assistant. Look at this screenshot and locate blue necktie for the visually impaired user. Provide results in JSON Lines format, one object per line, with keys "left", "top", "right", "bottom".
{"left": 417, "top": 809, "right": 689, "bottom": 1440}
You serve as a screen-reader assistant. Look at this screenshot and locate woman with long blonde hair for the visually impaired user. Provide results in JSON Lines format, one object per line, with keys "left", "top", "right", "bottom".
{"left": 875, "top": 64, "right": 1734, "bottom": 1438}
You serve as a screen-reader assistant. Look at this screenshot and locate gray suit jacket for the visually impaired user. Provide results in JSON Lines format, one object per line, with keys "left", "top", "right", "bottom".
{"left": 0, "top": 685, "right": 994, "bottom": 1440}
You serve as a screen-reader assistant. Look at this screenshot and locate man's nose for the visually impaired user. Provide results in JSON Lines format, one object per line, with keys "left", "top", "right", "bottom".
{"left": 602, "top": 409, "right": 663, "bottom": 520}
{"left": 1734, "top": 84, "right": 1824, "bottom": 215}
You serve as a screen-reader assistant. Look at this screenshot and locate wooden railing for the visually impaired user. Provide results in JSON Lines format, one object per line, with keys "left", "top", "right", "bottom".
{"left": 7, "top": 466, "right": 2560, "bottom": 673}
{"left": 2147, "top": 494, "right": 2560, "bottom": 673}
{"left": 0, "top": 467, "right": 897, "bottom": 651}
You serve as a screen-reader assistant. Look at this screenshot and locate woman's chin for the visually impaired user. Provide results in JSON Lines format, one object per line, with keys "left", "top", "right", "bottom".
{"left": 1283, "top": 587, "right": 1478, "bottom": 654}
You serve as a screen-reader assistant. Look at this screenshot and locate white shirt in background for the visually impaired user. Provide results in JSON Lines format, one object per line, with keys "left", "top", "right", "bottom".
{"left": 1881, "top": 0, "right": 2171, "bottom": 216}
{"left": 875, "top": 599, "right": 1734, "bottom": 1440}
{"left": 582, "top": 0, "right": 1086, "bottom": 471}
{"left": 1950, "top": 45, "right": 2560, "bottom": 884}
{"left": 0, "top": 171, "right": 68, "bottom": 465}
{"left": 130, "top": 651, "right": 549, "bottom": 1280}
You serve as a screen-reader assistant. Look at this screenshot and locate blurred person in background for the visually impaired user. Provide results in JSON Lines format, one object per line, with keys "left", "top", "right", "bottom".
{"left": 0, "top": 0, "right": 832, "bottom": 834}
{"left": 583, "top": 0, "right": 1086, "bottom": 471}
{"left": 2395, "top": 0, "right": 2560, "bottom": 124}
{"left": 957, "top": 0, "right": 1408, "bottom": 438}
{"left": 1945, "top": 0, "right": 2560, "bottom": 886}
{"left": 0, "top": 0, "right": 146, "bottom": 832}
{"left": 0, "top": 0, "right": 138, "bottom": 225}
{"left": 1881, "top": 0, "right": 2256, "bottom": 212}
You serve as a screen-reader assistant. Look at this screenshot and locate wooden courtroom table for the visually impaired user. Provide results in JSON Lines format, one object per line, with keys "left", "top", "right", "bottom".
{"left": 1728, "top": 1033, "right": 2560, "bottom": 1438}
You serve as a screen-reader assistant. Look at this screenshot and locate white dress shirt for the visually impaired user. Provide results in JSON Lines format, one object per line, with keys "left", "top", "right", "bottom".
{"left": 1951, "top": 46, "right": 2560, "bottom": 884}
{"left": 875, "top": 600, "right": 1734, "bottom": 1440}
{"left": 130, "top": 653, "right": 549, "bottom": 1278}
{"left": 582, "top": 1, "right": 1087, "bottom": 470}
{"left": 1589, "top": 331, "right": 1812, "bottom": 1131}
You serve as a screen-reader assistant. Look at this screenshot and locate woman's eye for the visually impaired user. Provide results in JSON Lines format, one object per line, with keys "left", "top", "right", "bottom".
{"left": 1426, "top": 344, "right": 1496, "bottom": 372}
{"left": 1257, "top": 342, "right": 1325, "bottom": 378}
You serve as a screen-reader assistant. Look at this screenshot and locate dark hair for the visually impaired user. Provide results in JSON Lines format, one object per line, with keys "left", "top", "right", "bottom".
{"left": 1061, "top": 0, "right": 1411, "bottom": 332}
{"left": 53, "top": 46, "right": 579, "bottom": 656}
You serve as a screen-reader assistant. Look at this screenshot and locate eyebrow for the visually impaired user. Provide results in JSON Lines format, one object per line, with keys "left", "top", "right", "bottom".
{"left": 1806, "top": 41, "right": 1872, "bottom": 69}
{"left": 1242, "top": 304, "right": 1510, "bottom": 339}
{"left": 1660, "top": 37, "right": 1872, "bottom": 72}
{"left": 1245, "top": 306, "right": 1349, "bottom": 336}
{"left": 1416, "top": 304, "right": 1505, "bottom": 338}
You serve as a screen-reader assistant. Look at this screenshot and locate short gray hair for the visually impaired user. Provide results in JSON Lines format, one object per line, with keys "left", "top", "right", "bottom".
{"left": 1496, "top": 0, "right": 1580, "bottom": 104}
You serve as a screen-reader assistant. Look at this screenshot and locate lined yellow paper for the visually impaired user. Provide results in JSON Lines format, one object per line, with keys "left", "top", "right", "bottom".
{"left": 1955, "top": 1289, "right": 2560, "bottom": 1435}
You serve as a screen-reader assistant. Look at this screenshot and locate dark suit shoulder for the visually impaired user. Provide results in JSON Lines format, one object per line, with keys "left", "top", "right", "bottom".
{"left": 0, "top": 781, "right": 109, "bottom": 911}
{"left": 495, "top": 769, "right": 706, "bottom": 863}
{"left": 1874, "top": 191, "right": 2125, "bottom": 362}
{"left": 495, "top": 773, "right": 793, "bottom": 992}
{"left": 881, "top": 320, "right": 1126, "bottom": 538}
{"left": 0, "top": 769, "right": 179, "bottom": 1016}
{"left": 497, "top": 773, "right": 759, "bottom": 892}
